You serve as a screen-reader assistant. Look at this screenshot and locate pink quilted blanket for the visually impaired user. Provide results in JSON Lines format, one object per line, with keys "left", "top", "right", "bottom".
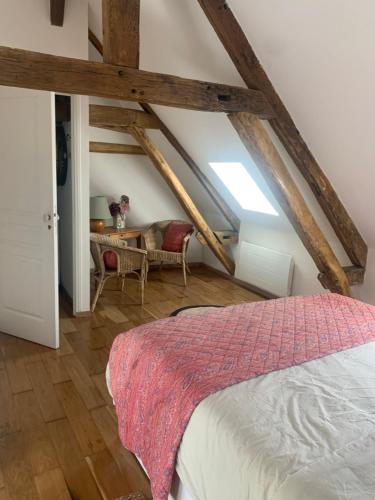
{"left": 109, "top": 293, "right": 375, "bottom": 500}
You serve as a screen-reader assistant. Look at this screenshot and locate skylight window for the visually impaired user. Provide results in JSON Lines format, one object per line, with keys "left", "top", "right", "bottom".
{"left": 209, "top": 162, "right": 278, "bottom": 216}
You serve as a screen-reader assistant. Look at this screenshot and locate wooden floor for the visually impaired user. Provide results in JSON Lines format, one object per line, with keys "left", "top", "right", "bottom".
{"left": 0, "top": 267, "right": 263, "bottom": 500}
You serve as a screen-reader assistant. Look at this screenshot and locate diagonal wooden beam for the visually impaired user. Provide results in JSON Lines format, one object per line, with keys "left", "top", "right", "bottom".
{"left": 129, "top": 126, "right": 236, "bottom": 275}
{"left": 89, "top": 29, "right": 103, "bottom": 55}
{"left": 89, "top": 141, "right": 145, "bottom": 155}
{"left": 50, "top": 0, "right": 65, "bottom": 26}
{"left": 140, "top": 103, "right": 240, "bottom": 231}
{"left": 88, "top": 30, "right": 240, "bottom": 231}
{"left": 90, "top": 104, "right": 159, "bottom": 129}
{"left": 197, "top": 0, "right": 367, "bottom": 268}
{"left": 229, "top": 112, "right": 351, "bottom": 296}
{"left": 102, "top": 0, "right": 140, "bottom": 68}
{"left": 0, "top": 46, "right": 273, "bottom": 116}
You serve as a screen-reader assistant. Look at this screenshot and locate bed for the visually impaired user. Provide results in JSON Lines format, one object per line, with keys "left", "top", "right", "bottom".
{"left": 107, "top": 294, "right": 375, "bottom": 500}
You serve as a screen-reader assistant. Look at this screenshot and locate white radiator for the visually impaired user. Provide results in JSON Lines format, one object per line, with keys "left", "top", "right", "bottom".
{"left": 236, "top": 241, "right": 294, "bottom": 296}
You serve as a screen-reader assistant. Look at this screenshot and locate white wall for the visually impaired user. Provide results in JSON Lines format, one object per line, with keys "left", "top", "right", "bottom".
{"left": 1, "top": 0, "right": 87, "bottom": 58}
{"left": 87, "top": 0, "right": 375, "bottom": 301}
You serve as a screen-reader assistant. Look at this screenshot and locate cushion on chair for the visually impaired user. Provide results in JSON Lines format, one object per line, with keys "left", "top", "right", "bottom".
{"left": 103, "top": 250, "right": 118, "bottom": 270}
{"left": 161, "top": 222, "right": 193, "bottom": 252}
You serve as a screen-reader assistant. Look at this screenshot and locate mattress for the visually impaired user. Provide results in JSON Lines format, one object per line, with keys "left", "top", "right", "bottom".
{"left": 107, "top": 340, "right": 375, "bottom": 499}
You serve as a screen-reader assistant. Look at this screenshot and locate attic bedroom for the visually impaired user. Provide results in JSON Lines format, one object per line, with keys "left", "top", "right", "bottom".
{"left": 0, "top": 1, "right": 374, "bottom": 499}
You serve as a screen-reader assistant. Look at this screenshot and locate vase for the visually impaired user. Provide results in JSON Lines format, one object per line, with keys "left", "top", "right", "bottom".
{"left": 113, "top": 214, "right": 126, "bottom": 229}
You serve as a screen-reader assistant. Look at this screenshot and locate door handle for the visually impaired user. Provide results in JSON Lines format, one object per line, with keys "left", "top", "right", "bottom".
{"left": 44, "top": 213, "right": 59, "bottom": 230}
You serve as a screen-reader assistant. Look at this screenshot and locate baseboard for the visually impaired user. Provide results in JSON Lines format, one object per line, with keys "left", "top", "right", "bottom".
{"left": 201, "top": 264, "right": 278, "bottom": 300}
{"left": 147, "top": 261, "right": 202, "bottom": 271}
{"left": 73, "top": 310, "right": 92, "bottom": 317}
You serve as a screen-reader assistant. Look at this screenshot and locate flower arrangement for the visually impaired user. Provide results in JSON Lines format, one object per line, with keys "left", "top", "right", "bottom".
{"left": 109, "top": 202, "right": 120, "bottom": 217}
{"left": 109, "top": 195, "right": 130, "bottom": 229}
{"left": 120, "top": 195, "right": 130, "bottom": 214}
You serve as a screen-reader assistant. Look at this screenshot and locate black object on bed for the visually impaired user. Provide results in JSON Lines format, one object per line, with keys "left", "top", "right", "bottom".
{"left": 169, "top": 305, "right": 223, "bottom": 317}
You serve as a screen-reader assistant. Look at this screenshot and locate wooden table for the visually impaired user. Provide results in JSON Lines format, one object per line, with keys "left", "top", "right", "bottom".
{"left": 102, "top": 226, "right": 145, "bottom": 248}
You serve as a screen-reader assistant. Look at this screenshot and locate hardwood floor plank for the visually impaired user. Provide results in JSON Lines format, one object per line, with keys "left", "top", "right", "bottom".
{"left": 92, "top": 373, "right": 114, "bottom": 407}
{"left": 99, "top": 306, "right": 130, "bottom": 324}
{"left": 0, "top": 332, "right": 17, "bottom": 350}
{"left": 58, "top": 334, "right": 74, "bottom": 356}
{"left": 41, "top": 351, "right": 71, "bottom": 385}
{"left": 14, "top": 391, "right": 59, "bottom": 476}
{"left": 25, "top": 361, "right": 65, "bottom": 422}
{"left": 55, "top": 381, "right": 106, "bottom": 456}
{"left": 0, "top": 488, "right": 10, "bottom": 500}
{"left": 0, "top": 368, "right": 19, "bottom": 437}
{"left": 48, "top": 419, "right": 102, "bottom": 500}
{"left": 104, "top": 322, "right": 136, "bottom": 343}
{"left": 85, "top": 448, "right": 132, "bottom": 499}
{"left": 0, "top": 460, "right": 4, "bottom": 488}
{"left": 60, "top": 318, "right": 78, "bottom": 335}
{"left": 14, "top": 390, "right": 45, "bottom": 431}
{"left": 24, "top": 426, "right": 59, "bottom": 477}
{"left": 63, "top": 336, "right": 110, "bottom": 376}
{"left": 15, "top": 339, "right": 43, "bottom": 362}
{"left": 72, "top": 312, "right": 105, "bottom": 331}
{"left": 62, "top": 355, "right": 105, "bottom": 409}
{"left": 64, "top": 326, "right": 112, "bottom": 376}
{"left": 0, "top": 433, "right": 39, "bottom": 500}
{"left": 34, "top": 467, "right": 71, "bottom": 500}
{"left": 117, "top": 305, "right": 156, "bottom": 327}
{"left": 91, "top": 407, "right": 151, "bottom": 497}
{"left": 5, "top": 356, "right": 32, "bottom": 394}
{"left": 66, "top": 326, "right": 111, "bottom": 351}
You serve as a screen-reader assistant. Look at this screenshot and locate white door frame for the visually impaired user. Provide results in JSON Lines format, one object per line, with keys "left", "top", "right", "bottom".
{"left": 71, "top": 95, "right": 91, "bottom": 315}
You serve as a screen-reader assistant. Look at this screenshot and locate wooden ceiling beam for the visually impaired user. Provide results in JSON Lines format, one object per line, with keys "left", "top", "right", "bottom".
{"left": 102, "top": 0, "right": 140, "bottom": 68}
{"left": 229, "top": 112, "right": 351, "bottom": 296}
{"left": 0, "top": 46, "right": 273, "bottom": 116}
{"left": 90, "top": 104, "right": 159, "bottom": 129}
{"left": 50, "top": 0, "right": 65, "bottom": 27}
{"left": 129, "top": 126, "right": 236, "bottom": 275}
{"left": 90, "top": 124, "right": 131, "bottom": 134}
{"left": 88, "top": 30, "right": 240, "bottom": 231}
{"left": 89, "top": 141, "right": 145, "bottom": 155}
{"left": 197, "top": 0, "right": 367, "bottom": 268}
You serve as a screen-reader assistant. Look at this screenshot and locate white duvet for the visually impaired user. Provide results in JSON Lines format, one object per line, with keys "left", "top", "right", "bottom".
{"left": 108, "top": 341, "right": 375, "bottom": 500}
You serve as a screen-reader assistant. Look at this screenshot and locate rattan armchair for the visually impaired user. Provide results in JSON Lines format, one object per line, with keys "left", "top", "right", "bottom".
{"left": 90, "top": 233, "right": 147, "bottom": 312}
{"left": 142, "top": 220, "right": 193, "bottom": 286}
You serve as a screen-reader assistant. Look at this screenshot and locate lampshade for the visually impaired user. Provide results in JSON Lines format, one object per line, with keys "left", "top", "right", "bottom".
{"left": 90, "top": 196, "right": 109, "bottom": 219}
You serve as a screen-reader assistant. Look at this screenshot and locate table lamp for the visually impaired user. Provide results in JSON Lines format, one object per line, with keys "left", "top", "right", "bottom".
{"left": 90, "top": 196, "right": 109, "bottom": 233}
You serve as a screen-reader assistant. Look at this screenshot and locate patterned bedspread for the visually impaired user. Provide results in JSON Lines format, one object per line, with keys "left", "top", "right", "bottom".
{"left": 109, "top": 293, "right": 375, "bottom": 500}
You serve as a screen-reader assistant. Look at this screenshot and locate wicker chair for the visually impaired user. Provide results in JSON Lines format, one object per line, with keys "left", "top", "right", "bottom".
{"left": 142, "top": 220, "right": 193, "bottom": 286}
{"left": 90, "top": 233, "right": 147, "bottom": 312}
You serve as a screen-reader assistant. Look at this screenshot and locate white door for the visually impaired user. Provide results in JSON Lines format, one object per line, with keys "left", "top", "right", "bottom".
{"left": 0, "top": 87, "right": 59, "bottom": 348}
